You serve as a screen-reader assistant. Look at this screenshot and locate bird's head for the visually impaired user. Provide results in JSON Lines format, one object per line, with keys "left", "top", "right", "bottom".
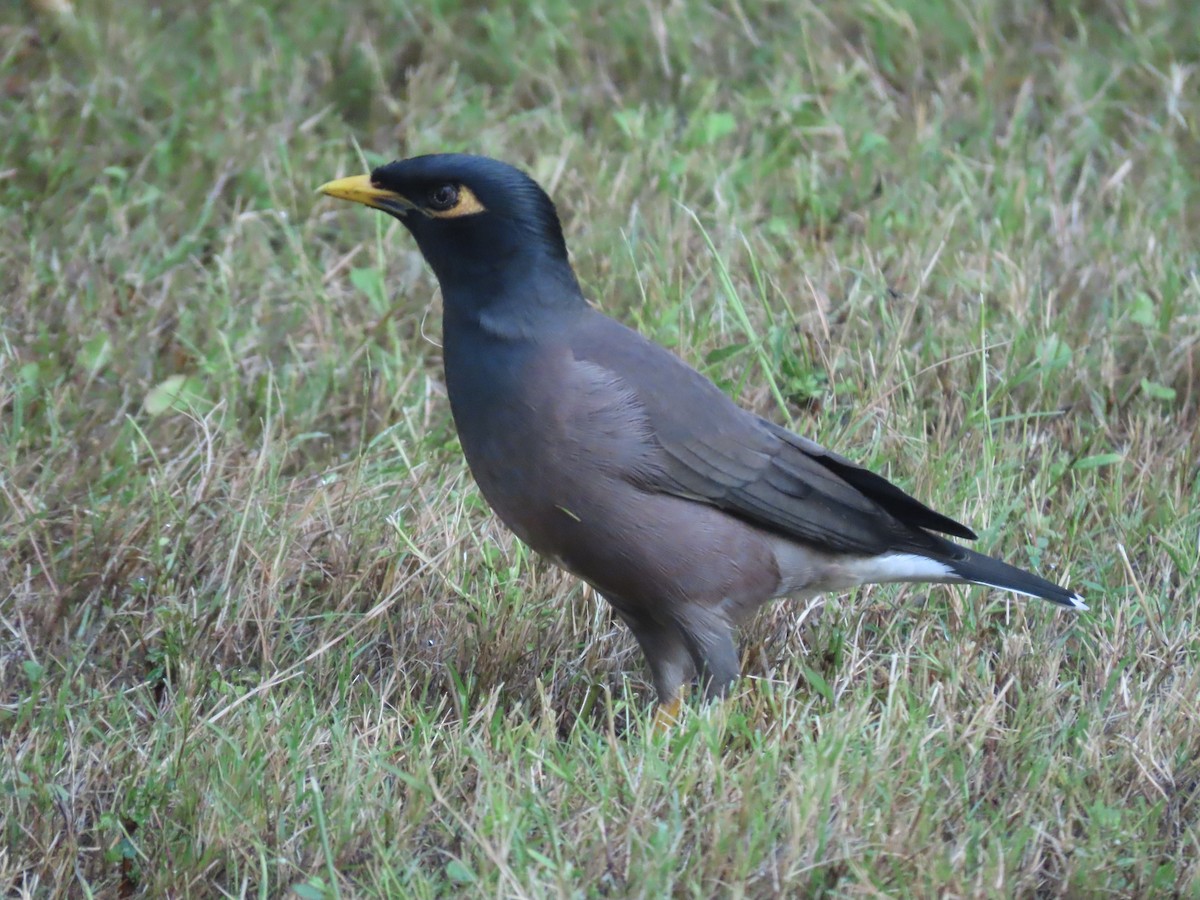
{"left": 319, "top": 154, "right": 579, "bottom": 316}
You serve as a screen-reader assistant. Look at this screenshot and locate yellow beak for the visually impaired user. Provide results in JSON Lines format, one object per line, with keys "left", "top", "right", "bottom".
{"left": 317, "top": 174, "right": 415, "bottom": 215}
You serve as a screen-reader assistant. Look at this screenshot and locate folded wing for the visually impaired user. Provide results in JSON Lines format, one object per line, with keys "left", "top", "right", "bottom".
{"left": 571, "top": 312, "right": 975, "bottom": 557}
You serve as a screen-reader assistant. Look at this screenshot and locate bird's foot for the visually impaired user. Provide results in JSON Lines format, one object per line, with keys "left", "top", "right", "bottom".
{"left": 652, "top": 693, "right": 684, "bottom": 734}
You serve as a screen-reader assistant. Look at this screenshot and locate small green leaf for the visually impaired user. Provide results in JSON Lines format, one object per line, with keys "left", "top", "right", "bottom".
{"left": 23, "top": 660, "right": 44, "bottom": 683}
{"left": 705, "top": 342, "right": 748, "bottom": 364}
{"left": 445, "top": 860, "right": 477, "bottom": 884}
{"left": 766, "top": 216, "right": 792, "bottom": 237}
{"left": 613, "top": 108, "right": 643, "bottom": 140}
{"left": 80, "top": 332, "right": 112, "bottom": 376}
{"left": 856, "top": 131, "right": 889, "bottom": 155}
{"left": 700, "top": 111, "right": 737, "bottom": 145}
{"left": 1153, "top": 861, "right": 1176, "bottom": 891}
{"left": 1036, "top": 334, "right": 1072, "bottom": 371}
{"left": 1140, "top": 378, "right": 1176, "bottom": 402}
{"left": 1073, "top": 453, "right": 1123, "bottom": 470}
{"left": 291, "top": 880, "right": 328, "bottom": 900}
{"left": 1129, "top": 291, "right": 1156, "bottom": 328}
{"left": 116, "top": 836, "right": 137, "bottom": 861}
{"left": 349, "top": 266, "right": 386, "bottom": 307}
{"left": 802, "top": 665, "right": 834, "bottom": 704}
{"left": 143, "top": 374, "right": 210, "bottom": 416}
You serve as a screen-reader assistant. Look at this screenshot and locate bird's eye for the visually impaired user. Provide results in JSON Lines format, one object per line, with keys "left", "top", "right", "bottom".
{"left": 428, "top": 184, "right": 459, "bottom": 211}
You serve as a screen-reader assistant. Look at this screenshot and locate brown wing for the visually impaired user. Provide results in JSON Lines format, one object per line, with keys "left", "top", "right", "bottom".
{"left": 570, "top": 310, "right": 976, "bottom": 556}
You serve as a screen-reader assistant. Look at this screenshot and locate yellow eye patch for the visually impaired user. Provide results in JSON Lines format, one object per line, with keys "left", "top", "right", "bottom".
{"left": 427, "top": 185, "right": 487, "bottom": 219}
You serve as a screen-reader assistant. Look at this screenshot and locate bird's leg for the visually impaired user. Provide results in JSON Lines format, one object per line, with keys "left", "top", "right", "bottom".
{"left": 614, "top": 606, "right": 694, "bottom": 729}
{"left": 652, "top": 624, "right": 739, "bottom": 733}
{"left": 651, "top": 610, "right": 740, "bottom": 732}
{"left": 677, "top": 608, "right": 741, "bottom": 701}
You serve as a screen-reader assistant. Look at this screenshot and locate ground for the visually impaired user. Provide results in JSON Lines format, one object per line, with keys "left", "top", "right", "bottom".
{"left": 2, "top": 0, "right": 1198, "bottom": 895}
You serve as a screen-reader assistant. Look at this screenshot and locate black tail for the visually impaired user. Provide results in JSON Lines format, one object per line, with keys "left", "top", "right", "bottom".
{"left": 947, "top": 546, "right": 1086, "bottom": 610}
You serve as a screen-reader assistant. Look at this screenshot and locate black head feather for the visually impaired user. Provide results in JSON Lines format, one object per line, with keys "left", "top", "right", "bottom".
{"left": 369, "top": 154, "right": 572, "bottom": 281}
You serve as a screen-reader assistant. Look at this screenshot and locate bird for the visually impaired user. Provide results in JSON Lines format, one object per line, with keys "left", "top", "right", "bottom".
{"left": 318, "top": 153, "right": 1086, "bottom": 722}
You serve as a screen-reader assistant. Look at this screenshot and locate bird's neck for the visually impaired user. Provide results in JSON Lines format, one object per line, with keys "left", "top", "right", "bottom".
{"left": 438, "top": 253, "right": 587, "bottom": 342}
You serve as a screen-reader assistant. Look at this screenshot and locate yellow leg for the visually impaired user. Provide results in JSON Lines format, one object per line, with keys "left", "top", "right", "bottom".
{"left": 652, "top": 691, "right": 685, "bottom": 734}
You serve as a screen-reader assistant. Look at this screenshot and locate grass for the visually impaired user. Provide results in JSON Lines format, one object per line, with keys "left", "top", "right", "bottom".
{"left": 3, "top": 0, "right": 1199, "bottom": 895}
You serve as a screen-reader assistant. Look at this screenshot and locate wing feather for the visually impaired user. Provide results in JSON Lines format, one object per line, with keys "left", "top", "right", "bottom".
{"left": 571, "top": 311, "right": 975, "bottom": 556}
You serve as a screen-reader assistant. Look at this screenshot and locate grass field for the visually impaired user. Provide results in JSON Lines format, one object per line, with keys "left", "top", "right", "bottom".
{"left": 4, "top": 0, "right": 1199, "bottom": 895}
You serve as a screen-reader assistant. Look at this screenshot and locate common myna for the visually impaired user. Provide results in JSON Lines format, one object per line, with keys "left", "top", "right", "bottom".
{"left": 318, "top": 154, "right": 1085, "bottom": 716}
